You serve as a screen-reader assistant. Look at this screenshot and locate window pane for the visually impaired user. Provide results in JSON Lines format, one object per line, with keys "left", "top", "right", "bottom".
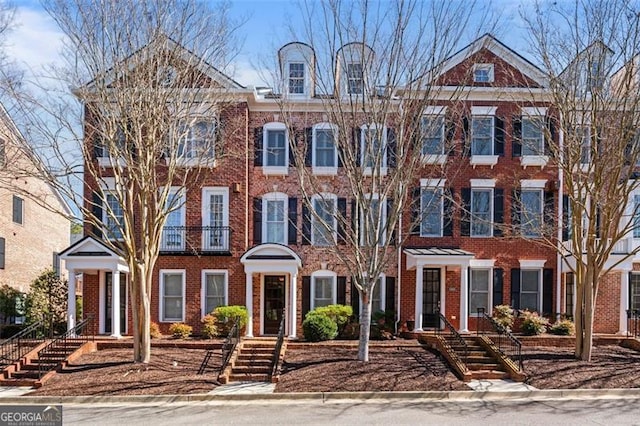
{"left": 362, "top": 129, "right": 383, "bottom": 167}
{"left": 289, "top": 63, "right": 305, "bottom": 94}
{"left": 522, "top": 118, "right": 544, "bottom": 155}
{"left": 205, "top": 273, "right": 225, "bottom": 314}
{"left": 347, "top": 63, "right": 363, "bottom": 94}
{"left": 520, "top": 269, "right": 540, "bottom": 311}
{"left": 634, "top": 195, "right": 640, "bottom": 238}
{"left": 164, "top": 274, "right": 183, "bottom": 296}
{"left": 163, "top": 273, "right": 183, "bottom": 321}
{"left": 265, "top": 199, "right": 285, "bottom": 244}
{"left": 471, "top": 189, "right": 491, "bottom": 236}
{"left": 106, "top": 193, "right": 124, "bottom": 239}
{"left": 580, "top": 127, "right": 590, "bottom": 164}
{"left": 371, "top": 278, "right": 382, "bottom": 313}
{"left": 470, "top": 269, "right": 490, "bottom": 314}
{"left": 266, "top": 130, "right": 286, "bottom": 166}
{"left": 179, "top": 120, "right": 215, "bottom": 159}
{"left": 521, "top": 190, "right": 542, "bottom": 237}
{"left": 315, "top": 129, "right": 336, "bottom": 167}
{"left": 520, "top": 293, "right": 538, "bottom": 311}
{"left": 421, "top": 188, "right": 442, "bottom": 236}
{"left": 472, "top": 117, "right": 493, "bottom": 155}
{"left": 313, "top": 198, "right": 335, "bottom": 246}
{"left": 12, "top": 196, "right": 23, "bottom": 224}
{"left": 422, "top": 116, "right": 444, "bottom": 155}
{"left": 521, "top": 270, "right": 539, "bottom": 292}
{"left": 313, "top": 277, "right": 333, "bottom": 308}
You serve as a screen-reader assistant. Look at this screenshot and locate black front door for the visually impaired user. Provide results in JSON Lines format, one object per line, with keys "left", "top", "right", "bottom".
{"left": 264, "top": 275, "right": 285, "bottom": 334}
{"left": 422, "top": 268, "right": 441, "bottom": 329}
{"left": 104, "top": 272, "right": 127, "bottom": 334}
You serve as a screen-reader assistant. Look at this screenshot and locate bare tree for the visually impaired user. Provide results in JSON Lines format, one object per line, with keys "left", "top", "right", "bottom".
{"left": 6, "top": 0, "right": 243, "bottom": 363}
{"left": 522, "top": 0, "right": 640, "bottom": 361}
{"left": 276, "top": 0, "right": 488, "bottom": 361}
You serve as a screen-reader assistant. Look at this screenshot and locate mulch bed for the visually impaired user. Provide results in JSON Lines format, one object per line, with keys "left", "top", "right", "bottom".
{"left": 275, "top": 345, "right": 469, "bottom": 392}
{"left": 27, "top": 348, "right": 221, "bottom": 396}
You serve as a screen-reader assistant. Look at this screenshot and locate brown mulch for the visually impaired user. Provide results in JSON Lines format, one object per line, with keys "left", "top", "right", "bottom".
{"left": 523, "top": 345, "right": 640, "bottom": 389}
{"left": 275, "top": 345, "right": 469, "bottom": 392}
{"left": 26, "top": 348, "right": 221, "bottom": 396}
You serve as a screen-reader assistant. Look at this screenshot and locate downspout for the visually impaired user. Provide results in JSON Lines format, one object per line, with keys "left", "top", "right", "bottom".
{"left": 556, "top": 110, "right": 564, "bottom": 320}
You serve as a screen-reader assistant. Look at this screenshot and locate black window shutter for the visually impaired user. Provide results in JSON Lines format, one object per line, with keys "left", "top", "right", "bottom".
{"left": 288, "top": 197, "right": 298, "bottom": 245}
{"left": 386, "top": 198, "right": 396, "bottom": 244}
{"left": 337, "top": 198, "right": 347, "bottom": 244}
{"left": 494, "top": 116, "right": 505, "bottom": 156}
{"left": 385, "top": 277, "right": 396, "bottom": 313}
{"left": 562, "top": 194, "right": 570, "bottom": 241}
{"left": 410, "top": 187, "right": 421, "bottom": 235}
{"left": 544, "top": 191, "right": 555, "bottom": 232}
{"left": 337, "top": 276, "right": 347, "bottom": 305}
{"left": 512, "top": 189, "right": 521, "bottom": 229}
{"left": 352, "top": 127, "right": 361, "bottom": 166}
{"left": 53, "top": 252, "right": 60, "bottom": 277}
{"left": 288, "top": 129, "right": 297, "bottom": 167}
{"left": 252, "top": 197, "right": 262, "bottom": 245}
{"left": 510, "top": 268, "right": 521, "bottom": 310}
{"left": 462, "top": 117, "right": 470, "bottom": 156}
{"left": 595, "top": 207, "right": 601, "bottom": 239}
{"left": 512, "top": 116, "right": 522, "bottom": 157}
{"left": 12, "top": 196, "right": 22, "bottom": 224}
{"left": 493, "top": 188, "right": 504, "bottom": 237}
{"left": 91, "top": 192, "right": 103, "bottom": 239}
{"left": 351, "top": 279, "right": 360, "bottom": 318}
{"left": 253, "top": 127, "right": 263, "bottom": 166}
{"left": 350, "top": 199, "right": 358, "bottom": 234}
{"left": 543, "top": 268, "right": 554, "bottom": 314}
{"left": 302, "top": 203, "right": 311, "bottom": 245}
{"left": 445, "top": 119, "right": 456, "bottom": 156}
{"left": 0, "top": 237, "right": 5, "bottom": 269}
{"left": 92, "top": 132, "right": 103, "bottom": 159}
{"left": 387, "top": 128, "right": 397, "bottom": 168}
{"left": 460, "top": 188, "right": 471, "bottom": 236}
{"left": 545, "top": 116, "right": 555, "bottom": 156}
{"left": 493, "top": 268, "right": 503, "bottom": 307}
{"left": 305, "top": 127, "right": 313, "bottom": 167}
{"left": 443, "top": 188, "right": 454, "bottom": 237}
{"left": 302, "top": 276, "right": 311, "bottom": 318}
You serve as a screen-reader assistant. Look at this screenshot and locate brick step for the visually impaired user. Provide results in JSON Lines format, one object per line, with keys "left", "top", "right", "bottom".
{"left": 227, "top": 373, "right": 270, "bottom": 382}
{"left": 19, "top": 363, "right": 56, "bottom": 371}
{"left": 469, "top": 370, "right": 510, "bottom": 380}
{"left": 239, "top": 347, "right": 274, "bottom": 355}
{"left": 466, "top": 355, "right": 499, "bottom": 363}
{"left": 236, "top": 352, "right": 272, "bottom": 360}
{"left": 466, "top": 362, "right": 503, "bottom": 371}
{"left": 233, "top": 359, "right": 272, "bottom": 367}
{"left": 0, "top": 378, "right": 37, "bottom": 387}
{"left": 10, "top": 370, "right": 42, "bottom": 380}
{"left": 230, "top": 365, "right": 271, "bottom": 374}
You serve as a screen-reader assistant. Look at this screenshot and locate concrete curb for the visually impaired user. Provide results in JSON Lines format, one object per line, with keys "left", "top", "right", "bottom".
{"left": 2, "top": 388, "right": 640, "bottom": 405}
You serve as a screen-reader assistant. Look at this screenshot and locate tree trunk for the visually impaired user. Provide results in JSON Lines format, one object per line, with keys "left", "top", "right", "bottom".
{"left": 581, "top": 279, "right": 596, "bottom": 361}
{"left": 358, "top": 291, "right": 372, "bottom": 362}
{"left": 574, "top": 277, "right": 584, "bottom": 359}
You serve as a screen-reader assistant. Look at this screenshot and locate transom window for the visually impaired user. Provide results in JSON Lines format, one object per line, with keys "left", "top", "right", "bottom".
{"left": 470, "top": 269, "right": 490, "bottom": 315}
{"left": 161, "top": 271, "right": 184, "bottom": 322}
{"left": 265, "top": 128, "right": 287, "bottom": 167}
{"left": 288, "top": 63, "right": 305, "bottom": 94}
{"left": 522, "top": 117, "right": 544, "bottom": 156}
{"left": 314, "top": 128, "right": 336, "bottom": 167}
{"left": 521, "top": 190, "right": 543, "bottom": 237}
{"left": 520, "top": 269, "right": 541, "bottom": 311}
{"left": 312, "top": 196, "right": 336, "bottom": 246}
{"left": 178, "top": 120, "right": 216, "bottom": 159}
{"left": 471, "top": 189, "right": 492, "bottom": 237}
{"left": 312, "top": 276, "right": 335, "bottom": 309}
{"left": 421, "top": 188, "right": 443, "bottom": 237}
{"left": 203, "top": 271, "right": 227, "bottom": 315}
{"left": 471, "top": 117, "right": 493, "bottom": 155}
{"left": 421, "top": 116, "right": 445, "bottom": 155}
{"left": 347, "top": 63, "right": 364, "bottom": 94}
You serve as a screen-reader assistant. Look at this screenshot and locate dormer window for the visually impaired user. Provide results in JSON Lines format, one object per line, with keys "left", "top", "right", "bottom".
{"left": 288, "top": 63, "right": 305, "bottom": 94}
{"left": 347, "top": 63, "right": 364, "bottom": 94}
{"left": 473, "top": 63, "right": 494, "bottom": 83}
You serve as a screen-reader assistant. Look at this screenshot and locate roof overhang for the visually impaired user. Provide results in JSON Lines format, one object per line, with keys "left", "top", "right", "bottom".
{"left": 60, "top": 236, "right": 129, "bottom": 274}
{"left": 240, "top": 244, "right": 302, "bottom": 275}
{"left": 404, "top": 247, "right": 475, "bottom": 270}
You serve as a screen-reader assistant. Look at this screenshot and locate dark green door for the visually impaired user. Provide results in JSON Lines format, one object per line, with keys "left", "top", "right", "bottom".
{"left": 422, "top": 268, "right": 441, "bottom": 329}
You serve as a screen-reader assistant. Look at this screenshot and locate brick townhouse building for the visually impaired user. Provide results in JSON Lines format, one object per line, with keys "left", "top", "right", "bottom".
{"left": 60, "top": 33, "right": 636, "bottom": 338}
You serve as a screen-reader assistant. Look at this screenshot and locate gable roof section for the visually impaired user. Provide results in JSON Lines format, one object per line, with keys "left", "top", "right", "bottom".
{"left": 431, "top": 33, "right": 547, "bottom": 87}
{"left": 82, "top": 34, "right": 245, "bottom": 92}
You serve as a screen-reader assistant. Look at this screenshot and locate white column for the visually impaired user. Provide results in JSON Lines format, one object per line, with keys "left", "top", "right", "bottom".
{"left": 459, "top": 266, "right": 469, "bottom": 333}
{"left": 290, "top": 272, "right": 297, "bottom": 339}
{"left": 620, "top": 271, "right": 630, "bottom": 335}
{"left": 245, "top": 273, "right": 254, "bottom": 337}
{"left": 415, "top": 266, "right": 423, "bottom": 330}
{"left": 67, "top": 271, "right": 76, "bottom": 332}
{"left": 111, "top": 270, "right": 121, "bottom": 338}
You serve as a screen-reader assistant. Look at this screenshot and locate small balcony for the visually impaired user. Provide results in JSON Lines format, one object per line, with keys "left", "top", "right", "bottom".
{"left": 160, "top": 226, "right": 231, "bottom": 254}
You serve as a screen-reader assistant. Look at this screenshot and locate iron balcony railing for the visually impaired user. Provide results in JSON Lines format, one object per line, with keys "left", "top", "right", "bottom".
{"left": 627, "top": 309, "right": 640, "bottom": 338}
{"left": 38, "top": 315, "right": 94, "bottom": 379}
{"left": 477, "top": 308, "right": 523, "bottom": 371}
{"left": 160, "top": 226, "right": 231, "bottom": 253}
{"left": 270, "top": 308, "right": 286, "bottom": 381}
{"left": 0, "top": 320, "right": 46, "bottom": 368}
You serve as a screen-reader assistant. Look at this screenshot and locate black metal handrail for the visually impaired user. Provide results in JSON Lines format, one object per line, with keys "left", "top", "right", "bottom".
{"left": 627, "top": 309, "right": 640, "bottom": 338}
{"left": 436, "top": 310, "right": 468, "bottom": 365}
{"left": 160, "top": 226, "right": 232, "bottom": 253}
{"left": 477, "top": 308, "right": 523, "bottom": 371}
{"left": 0, "top": 320, "right": 46, "bottom": 367}
{"left": 269, "top": 308, "right": 286, "bottom": 381}
{"left": 217, "top": 319, "right": 239, "bottom": 379}
{"left": 38, "top": 315, "right": 94, "bottom": 378}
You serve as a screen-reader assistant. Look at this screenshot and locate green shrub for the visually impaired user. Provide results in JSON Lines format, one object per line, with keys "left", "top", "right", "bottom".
{"left": 302, "top": 312, "right": 338, "bottom": 342}
{"left": 150, "top": 321, "right": 162, "bottom": 339}
{"left": 492, "top": 305, "right": 515, "bottom": 332}
{"left": 212, "top": 305, "right": 248, "bottom": 335}
{"left": 201, "top": 314, "right": 218, "bottom": 339}
{"left": 549, "top": 319, "right": 575, "bottom": 336}
{"left": 168, "top": 322, "right": 192, "bottom": 339}
{"left": 520, "top": 311, "right": 549, "bottom": 336}
{"left": 313, "top": 304, "right": 352, "bottom": 333}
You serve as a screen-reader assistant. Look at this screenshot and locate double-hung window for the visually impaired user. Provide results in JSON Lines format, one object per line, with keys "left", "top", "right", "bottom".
{"left": 471, "top": 189, "right": 492, "bottom": 237}
{"left": 202, "top": 271, "right": 227, "bottom": 315}
{"left": 288, "top": 63, "right": 305, "bottom": 95}
{"left": 421, "top": 115, "right": 445, "bottom": 156}
{"left": 161, "top": 188, "right": 185, "bottom": 251}
{"left": 104, "top": 192, "right": 124, "bottom": 240}
{"left": 262, "top": 193, "right": 287, "bottom": 244}
{"left": 579, "top": 127, "right": 591, "bottom": 164}
{"left": 160, "top": 270, "right": 185, "bottom": 322}
{"left": 312, "top": 275, "right": 336, "bottom": 309}
{"left": 262, "top": 123, "right": 288, "bottom": 174}
{"left": 522, "top": 117, "right": 544, "bottom": 156}
{"left": 361, "top": 195, "right": 386, "bottom": 246}
{"left": 361, "top": 125, "right": 386, "bottom": 172}
{"left": 312, "top": 195, "right": 336, "bottom": 246}
{"left": 313, "top": 124, "right": 338, "bottom": 173}
{"left": 421, "top": 187, "right": 443, "bottom": 237}
{"left": 521, "top": 189, "right": 543, "bottom": 237}
{"left": 471, "top": 116, "right": 493, "bottom": 155}
{"left": 469, "top": 269, "right": 491, "bottom": 315}
{"left": 178, "top": 120, "right": 216, "bottom": 161}
{"left": 347, "top": 63, "right": 364, "bottom": 94}
{"left": 520, "top": 269, "right": 541, "bottom": 311}
{"left": 202, "top": 187, "right": 229, "bottom": 251}
{"left": 371, "top": 276, "right": 384, "bottom": 313}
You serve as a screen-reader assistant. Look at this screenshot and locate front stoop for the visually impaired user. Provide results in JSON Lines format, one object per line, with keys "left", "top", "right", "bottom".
{"left": 223, "top": 338, "right": 285, "bottom": 384}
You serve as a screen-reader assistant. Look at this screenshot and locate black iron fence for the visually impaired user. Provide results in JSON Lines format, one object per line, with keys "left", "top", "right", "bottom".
{"left": 160, "top": 226, "right": 231, "bottom": 253}
{"left": 435, "top": 310, "right": 468, "bottom": 364}
{"left": 477, "top": 308, "right": 523, "bottom": 371}
{"left": 270, "top": 308, "right": 286, "bottom": 381}
{"left": 38, "top": 315, "right": 94, "bottom": 378}
{"left": 217, "top": 319, "right": 240, "bottom": 379}
{"left": 627, "top": 309, "right": 640, "bottom": 338}
{"left": 0, "top": 320, "right": 46, "bottom": 368}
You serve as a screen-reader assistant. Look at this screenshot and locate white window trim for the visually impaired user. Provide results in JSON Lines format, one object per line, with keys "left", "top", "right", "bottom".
{"left": 470, "top": 187, "right": 494, "bottom": 238}
{"left": 312, "top": 123, "right": 338, "bottom": 175}
{"left": 310, "top": 270, "right": 337, "bottom": 310}
{"left": 311, "top": 193, "right": 338, "bottom": 246}
{"left": 201, "top": 187, "right": 230, "bottom": 250}
{"left": 159, "top": 269, "right": 185, "bottom": 323}
{"left": 420, "top": 186, "right": 444, "bottom": 238}
{"left": 360, "top": 193, "right": 387, "bottom": 246}
{"left": 360, "top": 123, "right": 387, "bottom": 176}
{"left": 519, "top": 259, "right": 546, "bottom": 269}
{"left": 262, "top": 192, "right": 288, "bottom": 245}
{"left": 470, "top": 179, "right": 496, "bottom": 188}
{"left": 469, "top": 268, "right": 493, "bottom": 316}
{"left": 473, "top": 63, "right": 495, "bottom": 83}
{"left": 201, "top": 269, "right": 228, "bottom": 317}
{"left": 520, "top": 268, "right": 543, "bottom": 312}
{"left": 262, "top": 122, "right": 289, "bottom": 175}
